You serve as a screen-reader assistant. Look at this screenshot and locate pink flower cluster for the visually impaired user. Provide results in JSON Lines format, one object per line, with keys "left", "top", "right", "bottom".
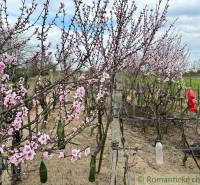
{"left": 79, "top": 74, "right": 85, "bottom": 80}
{"left": 37, "top": 133, "right": 50, "bottom": 145}
{"left": 9, "top": 151, "right": 24, "bottom": 166}
{"left": 7, "top": 128, "right": 14, "bottom": 136}
{"left": 88, "top": 78, "right": 99, "bottom": 84}
{"left": 1, "top": 74, "right": 9, "bottom": 81}
{"left": 71, "top": 147, "right": 90, "bottom": 161}
{"left": 23, "top": 144, "right": 36, "bottom": 160}
{"left": 96, "top": 87, "right": 107, "bottom": 101}
{"left": 0, "top": 145, "right": 5, "bottom": 154}
{"left": 36, "top": 53, "right": 42, "bottom": 60}
{"left": 12, "top": 114, "right": 23, "bottom": 130}
{"left": 72, "top": 100, "right": 85, "bottom": 119}
{"left": 42, "top": 151, "right": 64, "bottom": 160}
{"left": 74, "top": 86, "right": 85, "bottom": 99}
{"left": 4, "top": 91, "right": 21, "bottom": 107}
{"left": 11, "top": 107, "right": 28, "bottom": 131}
{"left": 0, "top": 54, "right": 17, "bottom": 74}
{"left": 9, "top": 132, "right": 50, "bottom": 166}
{"left": 18, "top": 83, "right": 28, "bottom": 97}
{"left": 9, "top": 145, "right": 35, "bottom": 166}
{"left": 71, "top": 149, "right": 81, "bottom": 161}
{"left": 0, "top": 62, "right": 6, "bottom": 73}
{"left": 58, "top": 151, "right": 64, "bottom": 159}
{"left": 100, "top": 72, "right": 109, "bottom": 83}
{"left": 43, "top": 151, "right": 54, "bottom": 160}
{"left": 64, "top": 86, "right": 86, "bottom": 122}
{"left": 0, "top": 84, "right": 7, "bottom": 93}
{"left": 3, "top": 53, "right": 17, "bottom": 65}
{"left": 59, "top": 87, "right": 69, "bottom": 102}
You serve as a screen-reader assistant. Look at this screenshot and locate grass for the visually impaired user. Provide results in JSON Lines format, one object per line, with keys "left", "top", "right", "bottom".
{"left": 184, "top": 76, "right": 200, "bottom": 90}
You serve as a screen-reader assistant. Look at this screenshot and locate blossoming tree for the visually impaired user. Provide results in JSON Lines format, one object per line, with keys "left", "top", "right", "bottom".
{"left": 0, "top": 0, "right": 188, "bottom": 184}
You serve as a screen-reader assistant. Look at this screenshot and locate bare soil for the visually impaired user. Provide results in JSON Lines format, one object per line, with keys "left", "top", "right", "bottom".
{"left": 2, "top": 109, "right": 200, "bottom": 185}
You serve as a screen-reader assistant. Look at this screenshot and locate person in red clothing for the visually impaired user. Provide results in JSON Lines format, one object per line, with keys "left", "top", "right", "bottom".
{"left": 187, "top": 88, "right": 197, "bottom": 113}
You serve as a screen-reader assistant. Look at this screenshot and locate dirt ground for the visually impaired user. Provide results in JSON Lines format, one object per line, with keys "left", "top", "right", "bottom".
{"left": 2, "top": 109, "right": 200, "bottom": 185}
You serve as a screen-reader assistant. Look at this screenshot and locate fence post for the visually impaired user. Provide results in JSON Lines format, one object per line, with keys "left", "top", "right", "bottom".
{"left": 50, "top": 69, "right": 53, "bottom": 83}
{"left": 124, "top": 152, "right": 131, "bottom": 185}
{"left": 110, "top": 86, "right": 122, "bottom": 185}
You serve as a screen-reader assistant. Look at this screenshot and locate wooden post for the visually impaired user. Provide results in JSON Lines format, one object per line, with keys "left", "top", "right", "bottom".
{"left": 110, "top": 84, "right": 132, "bottom": 185}
{"left": 124, "top": 152, "right": 131, "bottom": 185}
{"left": 131, "top": 90, "right": 136, "bottom": 116}
{"left": 110, "top": 85, "right": 122, "bottom": 185}
{"left": 50, "top": 69, "right": 53, "bottom": 83}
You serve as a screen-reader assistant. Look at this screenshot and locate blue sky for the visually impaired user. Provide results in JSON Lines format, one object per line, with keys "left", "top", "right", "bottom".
{"left": 4, "top": 0, "right": 200, "bottom": 63}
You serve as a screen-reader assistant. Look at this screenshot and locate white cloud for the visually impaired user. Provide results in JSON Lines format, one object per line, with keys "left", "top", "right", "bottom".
{"left": 3, "top": 0, "right": 200, "bottom": 62}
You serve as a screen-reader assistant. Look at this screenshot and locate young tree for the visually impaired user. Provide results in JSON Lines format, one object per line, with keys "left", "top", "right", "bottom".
{"left": 0, "top": 0, "right": 188, "bottom": 184}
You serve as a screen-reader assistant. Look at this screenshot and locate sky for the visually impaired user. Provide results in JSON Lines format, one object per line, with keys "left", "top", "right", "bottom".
{"left": 168, "top": 0, "right": 200, "bottom": 64}
{"left": 134, "top": 0, "right": 200, "bottom": 64}
{"left": 3, "top": 0, "right": 200, "bottom": 64}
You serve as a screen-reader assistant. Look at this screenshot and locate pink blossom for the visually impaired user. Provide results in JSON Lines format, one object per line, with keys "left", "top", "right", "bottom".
{"left": 43, "top": 151, "right": 50, "bottom": 160}
{"left": 100, "top": 72, "right": 110, "bottom": 82}
{"left": 79, "top": 74, "right": 85, "bottom": 80}
{"left": 4, "top": 91, "right": 20, "bottom": 107}
{"left": 23, "top": 145, "right": 36, "bottom": 160}
{"left": 23, "top": 145, "right": 32, "bottom": 154}
{"left": 1, "top": 74, "right": 9, "bottom": 81}
{"left": 58, "top": 152, "right": 64, "bottom": 159}
{"left": 0, "top": 62, "right": 6, "bottom": 73}
{"left": 96, "top": 89, "right": 106, "bottom": 101}
{"left": 0, "top": 84, "right": 7, "bottom": 93}
{"left": 59, "top": 94, "right": 65, "bottom": 102}
{"left": 36, "top": 53, "right": 42, "bottom": 60}
{"left": 7, "top": 128, "right": 14, "bottom": 136}
{"left": 75, "top": 87, "right": 85, "bottom": 99}
{"left": 19, "top": 84, "right": 27, "bottom": 96}
{"left": 71, "top": 100, "right": 85, "bottom": 119}
{"left": 3, "top": 53, "right": 17, "bottom": 65}
{"left": 65, "top": 114, "right": 74, "bottom": 123}
{"left": 30, "top": 141, "right": 39, "bottom": 150}
{"left": 85, "top": 117, "right": 91, "bottom": 124}
{"left": 0, "top": 145, "right": 4, "bottom": 154}
{"left": 38, "top": 133, "right": 50, "bottom": 145}
{"left": 9, "top": 152, "right": 24, "bottom": 166}
{"left": 88, "top": 78, "right": 98, "bottom": 84}
{"left": 71, "top": 149, "right": 81, "bottom": 161}
{"left": 58, "top": 88, "right": 69, "bottom": 102}
{"left": 12, "top": 116, "right": 22, "bottom": 130}
{"left": 21, "top": 107, "right": 28, "bottom": 117}
{"left": 71, "top": 155, "right": 78, "bottom": 161}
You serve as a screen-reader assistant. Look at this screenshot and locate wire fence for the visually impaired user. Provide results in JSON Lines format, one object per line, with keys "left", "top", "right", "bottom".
{"left": 109, "top": 85, "right": 200, "bottom": 185}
